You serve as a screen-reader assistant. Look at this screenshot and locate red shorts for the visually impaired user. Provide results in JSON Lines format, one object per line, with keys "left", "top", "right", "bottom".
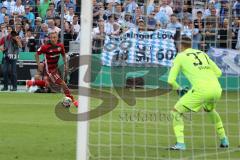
{"left": 43, "top": 67, "right": 62, "bottom": 85}
{"left": 47, "top": 71, "right": 62, "bottom": 84}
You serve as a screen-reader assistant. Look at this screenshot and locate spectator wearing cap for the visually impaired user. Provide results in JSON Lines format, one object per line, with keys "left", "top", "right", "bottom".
{"left": 137, "top": 18, "right": 145, "bottom": 32}
{"left": 10, "top": 0, "right": 25, "bottom": 17}
{"left": 64, "top": 6, "right": 75, "bottom": 23}
{"left": 24, "top": 5, "right": 35, "bottom": 28}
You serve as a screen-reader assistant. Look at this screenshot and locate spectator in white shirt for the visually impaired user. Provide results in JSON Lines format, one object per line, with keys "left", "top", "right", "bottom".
{"left": 159, "top": 0, "right": 173, "bottom": 17}
{"left": 104, "top": 17, "right": 114, "bottom": 36}
{"left": 114, "top": 3, "right": 124, "bottom": 21}
{"left": 72, "top": 15, "right": 80, "bottom": 39}
{"left": 65, "top": 7, "right": 75, "bottom": 23}
{"left": 10, "top": 0, "right": 25, "bottom": 16}
{"left": 2, "top": 0, "right": 15, "bottom": 15}
{"left": 47, "top": 18, "right": 61, "bottom": 34}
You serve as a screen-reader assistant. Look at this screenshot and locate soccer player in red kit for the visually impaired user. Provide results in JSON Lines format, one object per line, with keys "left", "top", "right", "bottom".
{"left": 27, "top": 32, "right": 78, "bottom": 107}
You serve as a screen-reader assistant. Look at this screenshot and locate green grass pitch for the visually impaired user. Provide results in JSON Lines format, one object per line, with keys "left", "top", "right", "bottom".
{"left": 0, "top": 90, "right": 239, "bottom": 160}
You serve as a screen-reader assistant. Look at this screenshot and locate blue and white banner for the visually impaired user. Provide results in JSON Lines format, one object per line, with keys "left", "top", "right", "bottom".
{"left": 101, "top": 29, "right": 177, "bottom": 66}
{"left": 207, "top": 48, "right": 240, "bottom": 75}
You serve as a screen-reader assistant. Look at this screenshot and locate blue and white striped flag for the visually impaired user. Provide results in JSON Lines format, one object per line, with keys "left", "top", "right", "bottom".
{"left": 101, "top": 29, "right": 177, "bottom": 67}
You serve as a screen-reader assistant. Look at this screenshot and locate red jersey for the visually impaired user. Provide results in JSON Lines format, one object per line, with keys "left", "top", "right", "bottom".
{"left": 37, "top": 42, "right": 65, "bottom": 73}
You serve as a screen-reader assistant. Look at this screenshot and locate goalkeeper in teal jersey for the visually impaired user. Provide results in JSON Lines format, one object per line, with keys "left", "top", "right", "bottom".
{"left": 168, "top": 36, "right": 229, "bottom": 150}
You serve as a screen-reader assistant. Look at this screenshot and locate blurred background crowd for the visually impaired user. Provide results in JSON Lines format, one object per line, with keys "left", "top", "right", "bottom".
{"left": 0, "top": 0, "right": 239, "bottom": 54}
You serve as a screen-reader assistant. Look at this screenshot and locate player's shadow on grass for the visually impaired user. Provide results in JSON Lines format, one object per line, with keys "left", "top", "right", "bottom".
{"left": 55, "top": 87, "right": 119, "bottom": 121}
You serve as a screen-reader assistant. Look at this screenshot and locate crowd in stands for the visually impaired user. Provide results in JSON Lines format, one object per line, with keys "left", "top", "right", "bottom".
{"left": 0, "top": 0, "right": 239, "bottom": 54}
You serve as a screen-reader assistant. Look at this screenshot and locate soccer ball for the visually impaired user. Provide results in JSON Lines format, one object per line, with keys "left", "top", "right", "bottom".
{"left": 62, "top": 97, "right": 72, "bottom": 107}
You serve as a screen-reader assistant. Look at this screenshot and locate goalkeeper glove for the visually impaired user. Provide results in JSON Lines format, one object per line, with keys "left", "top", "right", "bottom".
{"left": 177, "top": 87, "right": 189, "bottom": 97}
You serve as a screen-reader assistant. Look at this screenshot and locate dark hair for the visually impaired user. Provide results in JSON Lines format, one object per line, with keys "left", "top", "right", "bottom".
{"left": 11, "top": 30, "right": 19, "bottom": 37}
{"left": 181, "top": 35, "right": 192, "bottom": 48}
{"left": 49, "top": 2, "right": 55, "bottom": 6}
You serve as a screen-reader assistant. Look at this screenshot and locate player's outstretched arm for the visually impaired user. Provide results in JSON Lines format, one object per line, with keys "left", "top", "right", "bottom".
{"left": 168, "top": 56, "right": 181, "bottom": 90}
{"left": 209, "top": 58, "right": 222, "bottom": 78}
{"left": 36, "top": 46, "right": 45, "bottom": 72}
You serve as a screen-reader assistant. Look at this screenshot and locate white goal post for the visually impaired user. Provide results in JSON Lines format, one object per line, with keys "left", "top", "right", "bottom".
{"left": 76, "top": 0, "right": 93, "bottom": 160}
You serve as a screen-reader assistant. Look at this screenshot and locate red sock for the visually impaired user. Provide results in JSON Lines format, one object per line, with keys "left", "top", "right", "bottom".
{"left": 63, "top": 86, "right": 74, "bottom": 101}
{"left": 34, "top": 80, "right": 46, "bottom": 87}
